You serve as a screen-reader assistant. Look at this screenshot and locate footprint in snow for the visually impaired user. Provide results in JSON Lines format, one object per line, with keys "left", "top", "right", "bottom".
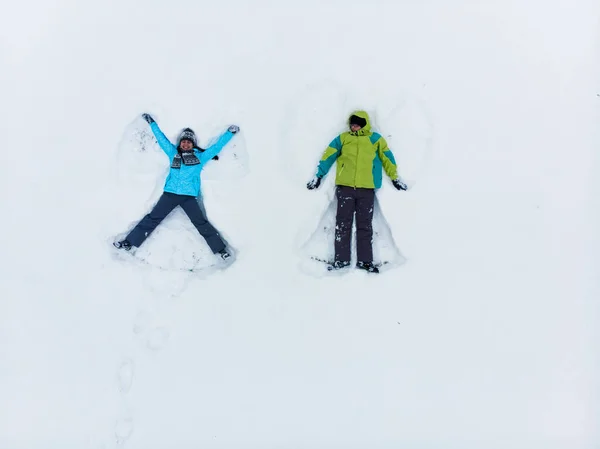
{"left": 117, "top": 358, "right": 135, "bottom": 394}
{"left": 115, "top": 416, "right": 134, "bottom": 445}
{"left": 132, "top": 310, "right": 153, "bottom": 336}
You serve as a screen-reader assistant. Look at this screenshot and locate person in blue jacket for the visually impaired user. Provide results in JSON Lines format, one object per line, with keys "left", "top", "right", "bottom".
{"left": 114, "top": 113, "right": 239, "bottom": 260}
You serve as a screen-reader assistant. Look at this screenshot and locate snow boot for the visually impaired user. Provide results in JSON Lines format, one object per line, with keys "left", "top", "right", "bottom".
{"left": 357, "top": 261, "right": 379, "bottom": 274}
{"left": 219, "top": 249, "right": 231, "bottom": 260}
{"left": 327, "top": 260, "right": 351, "bottom": 271}
{"left": 113, "top": 240, "right": 132, "bottom": 251}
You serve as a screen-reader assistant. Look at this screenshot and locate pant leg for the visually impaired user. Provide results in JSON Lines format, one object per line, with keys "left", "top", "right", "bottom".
{"left": 355, "top": 188, "right": 375, "bottom": 262}
{"left": 196, "top": 195, "right": 207, "bottom": 218}
{"left": 334, "top": 186, "right": 357, "bottom": 263}
{"left": 180, "top": 196, "right": 226, "bottom": 254}
{"left": 126, "top": 193, "right": 181, "bottom": 247}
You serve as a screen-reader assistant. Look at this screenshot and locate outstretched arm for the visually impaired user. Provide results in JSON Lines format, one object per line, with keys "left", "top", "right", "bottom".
{"left": 143, "top": 114, "right": 177, "bottom": 159}
{"left": 199, "top": 126, "right": 238, "bottom": 164}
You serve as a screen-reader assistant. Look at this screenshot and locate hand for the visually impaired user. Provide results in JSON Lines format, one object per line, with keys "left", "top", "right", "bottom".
{"left": 392, "top": 179, "right": 407, "bottom": 191}
{"left": 142, "top": 113, "right": 155, "bottom": 124}
{"left": 307, "top": 176, "right": 322, "bottom": 190}
{"left": 228, "top": 125, "right": 240, "bottom": 134}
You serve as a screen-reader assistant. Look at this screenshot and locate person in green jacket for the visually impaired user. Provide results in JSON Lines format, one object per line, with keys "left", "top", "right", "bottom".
{"left": 307, "top": 110, "right": 407, "bottom": 273}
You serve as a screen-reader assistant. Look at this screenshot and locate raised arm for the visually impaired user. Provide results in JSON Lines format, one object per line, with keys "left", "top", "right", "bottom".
{"left": 142, "top": 113, "right": 176, "bottom": 159}
{"left": 199, "top": 125, "right": 239, "bottom": 164}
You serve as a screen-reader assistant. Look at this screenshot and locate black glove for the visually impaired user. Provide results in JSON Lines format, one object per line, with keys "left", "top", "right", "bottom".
{"left": 392, "top": 179, "right": 407, "bottom": 191}
{"left": 307, "top": 176, "right": 322, "bottom": 190}
{"left": 142, "top": 113, "right": 155, "bottom": 124}
{"left": 228, "top": 125, "right": 240, "bottom": 134}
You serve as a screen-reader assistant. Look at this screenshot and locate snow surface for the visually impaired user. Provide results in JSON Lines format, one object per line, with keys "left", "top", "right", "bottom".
{"left": 1, "top": 1, "right": 599, "bottom": 448}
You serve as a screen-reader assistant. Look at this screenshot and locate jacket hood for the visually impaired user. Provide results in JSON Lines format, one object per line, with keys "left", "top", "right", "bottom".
{"left": 348, "top": 110, "right": 372, "bottom": 135}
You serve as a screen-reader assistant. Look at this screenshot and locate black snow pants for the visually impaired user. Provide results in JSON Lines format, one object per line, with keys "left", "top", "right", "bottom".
{"left": 335, "top": 186, "right": 376, "bottom": 264}
{"left": 126, "top": 192, "right": 226, "bottom": 253}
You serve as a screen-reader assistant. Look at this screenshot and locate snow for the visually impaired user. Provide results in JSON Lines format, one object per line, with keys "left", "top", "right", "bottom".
{"left": 1, "top": 0, "right": 599, "bottom": 448}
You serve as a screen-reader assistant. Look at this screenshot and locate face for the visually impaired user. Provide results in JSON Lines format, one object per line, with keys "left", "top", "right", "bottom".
{"left": 180, "top": 139, "right": 194, "bottom": 151}
{"left": 350, "top": 123, "right": 362, "bottom": 132}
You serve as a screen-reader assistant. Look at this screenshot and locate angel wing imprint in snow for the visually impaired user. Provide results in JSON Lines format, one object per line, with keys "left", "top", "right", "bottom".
{"left": 299, "top": 196, "right": 406, "bottom": 276}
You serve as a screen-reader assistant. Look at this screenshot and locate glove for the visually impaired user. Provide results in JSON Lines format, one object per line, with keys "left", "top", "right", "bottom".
{"left": 142, "top": 113, "right": 155, "bottom": 124}
{"left": 228, "top": 125, "right": 240, "bottom": 134}
{"left": 307, "top": 176, "right": 322, "bottom": 190}
{"left": 392, "top": 179, "right": 407, "bottom": 191}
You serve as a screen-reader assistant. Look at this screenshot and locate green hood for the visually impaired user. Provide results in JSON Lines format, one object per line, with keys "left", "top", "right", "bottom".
{"left": 348, "top": 110, "right": 372, "bottom": 135}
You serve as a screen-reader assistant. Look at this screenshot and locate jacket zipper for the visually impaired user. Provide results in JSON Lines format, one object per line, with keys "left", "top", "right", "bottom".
{"left": 354, "top": 134, "right": 360, "bottom": 189}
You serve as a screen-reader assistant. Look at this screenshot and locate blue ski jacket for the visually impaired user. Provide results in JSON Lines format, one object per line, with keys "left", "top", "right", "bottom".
{"left": 149, "top": 122, "right": 235, "bottom": 197}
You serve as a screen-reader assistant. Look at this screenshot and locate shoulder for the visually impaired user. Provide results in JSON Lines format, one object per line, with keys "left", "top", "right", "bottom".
{"left": 369, "top": 132, "right": 382, "bottom": 143}
{"left": 329, "top": 134, "right": 345, "bottom": 148}
{"left": 339, "top": 132, "right": 352, "bottom": 142}
{"left": 370, "top": 133, "right": 389, "bottom": 147}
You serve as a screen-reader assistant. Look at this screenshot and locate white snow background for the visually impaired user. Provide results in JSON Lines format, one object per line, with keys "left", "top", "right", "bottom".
{"left": 1, "top": 1, "right": 599, "bottom": 448}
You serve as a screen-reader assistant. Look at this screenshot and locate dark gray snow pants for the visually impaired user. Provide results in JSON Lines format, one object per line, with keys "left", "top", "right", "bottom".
{"left": 334, "top": 185, "right": 375, "bottom": 263}
{"left": 126, "top": 192, "right": 226, "bottom": 253}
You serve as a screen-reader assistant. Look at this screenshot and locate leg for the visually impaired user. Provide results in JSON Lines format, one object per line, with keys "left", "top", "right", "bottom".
{"left": 196, "top": 194, "right": 208, "bottom": 218}
{"left": 334, "top": 186, "right": 356, "bottom": 263}
{"left": 180, "top": 197, "right": 226, "bottom": 254}
{"left": 355, "top": 188, "right": 375, "bottom": 262}
{"left": 126, "top": 193, "right": 180, "bottom": 247}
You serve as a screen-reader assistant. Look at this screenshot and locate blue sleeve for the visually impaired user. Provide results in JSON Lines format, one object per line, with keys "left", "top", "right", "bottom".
{"left": 316, "top": 135, "right": 342, "bottom": 178}
{"left": 150, "top": 122, "right": 177, "bottom": 159}
{"left": 200, "top": 131, "right": 234, "bottom": 164}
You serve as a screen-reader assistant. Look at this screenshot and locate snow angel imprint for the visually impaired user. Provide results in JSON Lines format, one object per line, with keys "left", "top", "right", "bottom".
{"left": 306, "top": 110, "right": 408, "bottom": 274}
{"left": 114, "top": 113, "right": 240, "bottom": 261}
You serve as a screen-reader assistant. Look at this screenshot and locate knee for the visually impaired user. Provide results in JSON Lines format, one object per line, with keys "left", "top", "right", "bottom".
{"left": 146, "top": 214, "right": 164, "bottom": 223}
{"left": 356, "top": 221, "right": 373, "bottom": 231}
{"left": 191, "top": 217, "right": 209, "bottom": 227}
{"left": 195, "top": 221, "right": 214, "bottom": 232}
